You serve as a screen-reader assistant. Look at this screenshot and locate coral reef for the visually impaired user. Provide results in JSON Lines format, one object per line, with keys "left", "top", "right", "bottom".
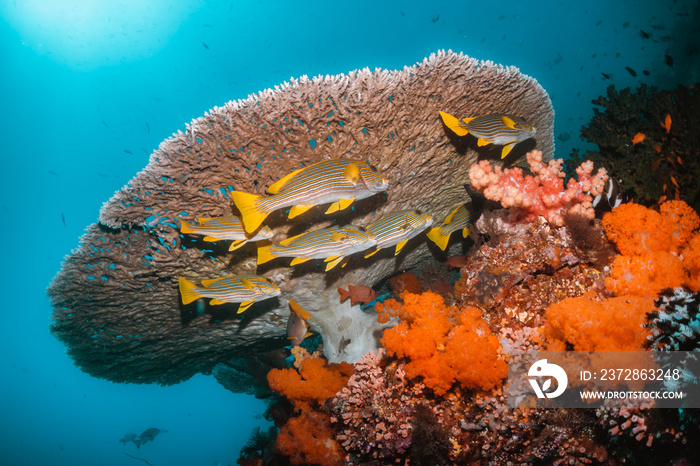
{"left": 567, "top": 83, "right": 700, "bottom": 210}
{"left": 48, "top": 50, "right": 554, "bottom": 385}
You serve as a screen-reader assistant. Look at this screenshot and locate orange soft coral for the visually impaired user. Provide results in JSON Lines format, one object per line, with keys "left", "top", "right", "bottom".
{"left": 605, "top": 251, "right": 687, "bottom": 297}
{"left": 683, "top": 233, "right": 700, "bottom": 292}
{"left": 602, "top": 201, "right": 700, "bottom": 296}
{"left": 377, "top": 291, "right": 507, "bottom": 395}
{"left": 543, "top": 294, "right": 655, "bottom": 351}
{"left": 275, "top": 410, "right": 345, "bottom": 466}
{"left": 602, "top": 203, "right": 672, "bottom": 256}
{"left": 267, "top": 347, "right": 353, "bottom": 406}
{"left": 267, "top": 347, "right": 352, "bottom": 466}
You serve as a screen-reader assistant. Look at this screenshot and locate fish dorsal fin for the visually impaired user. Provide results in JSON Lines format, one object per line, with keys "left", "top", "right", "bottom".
{"left": 477, "top": 138, "right": 491, "bottom": 147}
{"left": 394, "top": 239, "right": 408, "bottom": 255}
{"left": 197, "top": 217, "right": 215, "bottom": 224}
{"left": 239, "top": 278, "right": 255, "bottom": 291}
{"left": 288, "top": 204, "right": 314, "bottom": 219}
{"left": 501, "top": 143, "right": 515, "bottom": 159}
{"left": 461, "top": 116, "right": 476, "bottom": 125}
{"left": 325, "top": 198, "right": 355, "bottom": 214}
{"left": 325, "top": 256, "right": 345, "bottom": 271}
{"left": 279, "top": 232, "right": 304, "bottom": 246}
{"left": 200, "top": 277, "right": 220, "bottom": 287}
{"left": 228, "top": 239, "right": 246, "bottom": 251}
{"left": 329, "top": 232, "right": 347, "bottom": 243}
{"left": 501, "top": 115, "right": 517, "bottom": 129}
{"left": 290, "top": 257, "right": 311, "bottom": 266}
{"left": 439, "top": 111, "right": 469, "bottom": 136}
{"left": 344, "top": 163, "right": 360, "bottom": 185}
{"left": 444, "top": 206, "right": 461, "bottom": 224}
{"left": 267, "top": 167, "right": 304, "bottom": 194}
{"left": 237, "top": 300, "right": 254, "bottom": 314}
{"left": 289, "top": 299, "right": 311, "bottom": 319}
{"left": 209, "top": 298, "right": 227, "bottom": 305}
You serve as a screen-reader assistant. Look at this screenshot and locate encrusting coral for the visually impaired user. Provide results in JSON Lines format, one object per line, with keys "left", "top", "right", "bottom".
{"left": 47, "top": 50, "right": 554, "bottom": 385}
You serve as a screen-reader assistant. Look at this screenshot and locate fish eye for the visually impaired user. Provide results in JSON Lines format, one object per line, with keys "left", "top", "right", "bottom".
{"left": 416, "top": 209, "right": 423, "bottom": 215}
{"left": 358, "top": 226, "right": 367, "bottom": 232}
{"left": 369, "top": 164, "right": 378, "bottom": 171}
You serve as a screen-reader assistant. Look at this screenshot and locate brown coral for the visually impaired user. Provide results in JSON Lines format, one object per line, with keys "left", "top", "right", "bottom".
{"left": 48, "top": 50, "right": 554, "bottom": 386}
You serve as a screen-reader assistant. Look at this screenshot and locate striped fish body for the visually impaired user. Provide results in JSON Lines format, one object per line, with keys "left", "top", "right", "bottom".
{"left": 365, "top": 210, "right": 433, "bottom": 255}
{"left": 440, "top": 111, "right": 536, "bottom": 158}
{"left": 269, "top": 225, "right": 376, "bottom": 259}
{"left": 179, "top": 274, "right": 280, "bottom": 312}
{"left": 180, "top": 216, "right": 273, "bottom": 250}
{"left": 426, "top": 204, "right": 473, "bottom": 251}
{"left": 231, "top": 159, "right": 389, "bottom": 232}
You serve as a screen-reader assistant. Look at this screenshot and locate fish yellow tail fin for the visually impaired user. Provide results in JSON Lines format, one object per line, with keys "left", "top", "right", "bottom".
{"left": 180, "top": 220, "right": 195, "bottom": 234}
{"left": 230, "top": 191, "right": 267, "bottom": 233}
{"left": 257, "top": 245, "right": 276, "bottom": 265}
{"left": 439, "top": 111, "right": 469, "bottom": 137}
{"left": 179, "top": 277, "right": 200, "bottom": 305}
{"left": 426, "top": 227, "right": 451, "bottom": 251}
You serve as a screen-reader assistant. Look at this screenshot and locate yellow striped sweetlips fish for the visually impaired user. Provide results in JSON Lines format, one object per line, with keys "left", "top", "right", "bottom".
{"left": 257, "top": 224, "right": 377, "bottom": 271}
{"left": 231, "top": 159, "right": 389, "bottom": 233}
{"left": 178, "top": 274, "right": 280, "bottom": 313}
{"left": 426, "top": 204, "right": 473, "bottom": 251}
{"left": 180, "top": 215, "right": 273, "bottom": 251}
{"left": 439, "top": 111, "right": 536, "bottom": 158}
{"left": 364, "top": 209, "right": 434, "bottom": 257}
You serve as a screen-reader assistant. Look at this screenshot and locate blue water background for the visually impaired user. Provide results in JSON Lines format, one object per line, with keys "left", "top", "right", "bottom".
{"left": 0, "top": 1, "right": 697, "bottom": 465}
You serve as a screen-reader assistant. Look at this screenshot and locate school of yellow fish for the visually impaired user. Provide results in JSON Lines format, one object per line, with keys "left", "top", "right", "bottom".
{"left": 177, "top": 109, "right": 537, "bottom": 345}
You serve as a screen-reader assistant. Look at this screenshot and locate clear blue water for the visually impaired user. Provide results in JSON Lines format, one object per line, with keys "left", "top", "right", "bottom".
{"left": 0, "top": 1, "right": 696, "bottom": 465}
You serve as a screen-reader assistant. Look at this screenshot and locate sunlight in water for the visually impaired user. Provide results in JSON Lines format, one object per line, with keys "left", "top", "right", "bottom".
{"left": 1, "top": 0, "right": 202, "bottom": 70}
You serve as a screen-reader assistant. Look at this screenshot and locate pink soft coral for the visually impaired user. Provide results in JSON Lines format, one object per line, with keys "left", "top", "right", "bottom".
{"left": 377, "top": 291, "right": 507, "bottom": 395}
{"left": 468, "top": 150, "right": 608, "bottom": 226}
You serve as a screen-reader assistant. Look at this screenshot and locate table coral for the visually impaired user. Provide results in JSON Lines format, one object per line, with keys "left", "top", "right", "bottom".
{"left": 48, "top": 50, "right": 555, "bottom": 387}
{"left": 468, "top": 149, "right": 608, "bottom": 226}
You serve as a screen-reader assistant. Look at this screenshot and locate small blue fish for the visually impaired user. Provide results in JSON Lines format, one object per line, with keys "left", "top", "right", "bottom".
{"left": 179, "top": 274, "right": 280, "bottom": 313}
{"left": 440, "top": 111, "right": 536, "bottom": 158}
{"left": 426, "top": 204, "right": 472, "bottom": 251}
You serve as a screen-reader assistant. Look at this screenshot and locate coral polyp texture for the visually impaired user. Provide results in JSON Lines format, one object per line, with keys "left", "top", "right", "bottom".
{"left": 47, "top": 50, "right": 554, "bottom": 385}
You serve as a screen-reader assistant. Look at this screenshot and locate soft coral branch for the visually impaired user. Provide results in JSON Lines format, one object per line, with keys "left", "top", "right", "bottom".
{"left": 468, "top": 150, "right": 608, "bottom": 226}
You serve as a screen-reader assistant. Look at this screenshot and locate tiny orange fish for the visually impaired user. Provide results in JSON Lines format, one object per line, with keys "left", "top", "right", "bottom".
{"left": 660, "top": 114, "right": 672, "bottom": 134}
{"left": 653, "top": 145, "right": 662, "bottom": 154}
{"left": 671, "top": 176, "right": 679, "bottom": 188}
{"left": 445, "top": 255, "right": 469, "bottom": 268}
{"left": 338, "top": 285, "right": 378, "bottom": 305}
{"left": 632, "top": 132, "right": 646, "bottom": 145}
